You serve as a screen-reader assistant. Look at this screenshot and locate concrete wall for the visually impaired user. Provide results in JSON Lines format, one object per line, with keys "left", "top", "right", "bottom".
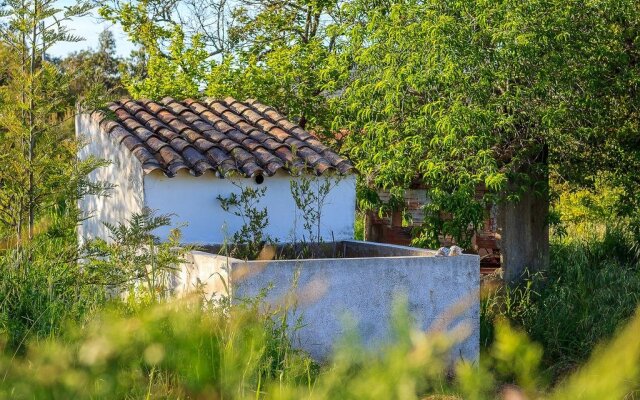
{"left": 76, "top": 114, "right": 145, "bottom": 244}
{"left": 177, "top": 241, "right": 479, "bottom": 362}
{"left": 497, "top": 189, "right": 549, "bottom": 283}
{"left": 170, "top": 251, "right": 230, "bottom": 299}
{"left": 343, "top": 240, "right": 437, "bottom": 257}
{"left": 143, "top": 171, "right": 357, "bottom": 245}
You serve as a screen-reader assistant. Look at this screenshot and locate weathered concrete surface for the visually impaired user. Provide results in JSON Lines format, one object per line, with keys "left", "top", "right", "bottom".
{"left": 342, "top": 240, "right": 438, "bottom": 257}
{"left": 176, "top": 241, "right": 479, "bottom": 362}
{"left": 497, "top": 189, "right": 549, "bottom": 283}
{"left": 171, "top": 251, "right": 230, "bottom": 300}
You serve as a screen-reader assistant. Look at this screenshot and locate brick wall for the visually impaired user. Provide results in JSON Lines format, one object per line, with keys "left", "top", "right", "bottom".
{"left": 370, "top": 188, "right": 501, "bottom": 271}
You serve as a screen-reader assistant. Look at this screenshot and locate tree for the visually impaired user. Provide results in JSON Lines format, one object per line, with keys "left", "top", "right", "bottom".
{"left": 100, "top": 0, "right": 230, "bottom": 56}
{"left": 332, "top": 0, "right": 640, "bottom": 276}
{"left": 206, "top": 0, "right": 347, "bottom": 133}
{"left": 59, "top": 29, "right": 124, "bottom": 96}
{"left": 98, "top": 0, "right": 215, "bottom": 99}
{"left": 101, "top": 0, "right": 640, "bottom": 279}
{"left": 100, "top": 0, "right": 347, "bottom": 134}
{"left": 119, "top": 26, "right": 210, "bottom": 99}
{"left": 0, "top": 0, "right": 107, "bottom": 245}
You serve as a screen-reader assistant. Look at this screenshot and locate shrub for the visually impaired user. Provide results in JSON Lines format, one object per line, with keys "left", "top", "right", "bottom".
{"left": 82, "top": 208, "right": 187, "bottom": 303}
{"left": 1, "top": 208, "right": 187, "bottom": 350}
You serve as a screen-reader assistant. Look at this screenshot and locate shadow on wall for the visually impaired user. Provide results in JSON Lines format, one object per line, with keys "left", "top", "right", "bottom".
{"left": 77, "top": 113, "right": 145, "bottom": 244}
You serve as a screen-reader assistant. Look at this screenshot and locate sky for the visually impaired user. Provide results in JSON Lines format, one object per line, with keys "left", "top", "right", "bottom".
{"left": 47, "top": 4, "right": 135, "bottom": 58}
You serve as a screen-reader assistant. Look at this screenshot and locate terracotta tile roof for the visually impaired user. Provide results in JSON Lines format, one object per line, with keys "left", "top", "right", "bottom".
{"left": 93, "top": 97, "right": 354, "bottom": 178}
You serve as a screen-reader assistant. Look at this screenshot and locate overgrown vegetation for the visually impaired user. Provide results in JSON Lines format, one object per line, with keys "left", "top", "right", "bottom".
{"left": 0, "top": 298, "right": 317, "bottom": 399}
{"left": 0, "top": 208, "right": 184, "bottom": 349}
{"left": 3, "top": 187, "right": 640, "bottom": 398}
{"left": 3, "top": 0, "right": 640, "bottom": 397}
{"left": 83, "top": 208, "right": 188, "bottom": 302}
{"left": 483, "top": 217, "right": 640, "bottom": 380}
{"left": 2, "top": 287, "right": 640, "bottom": 399}
{"left": 288, "top": 173, "right": 341, "bottom": 258}
{"left": 217, "top": 173, "right": 342, "bottom": 260}
{"left": 0, "top": 227, "right": 107, "bottom": 349}
{"left": 218, "top": 183, "right": 274, "bottom": 260}
{"left": 0, "top": 0, "right": 112, "bottom": 350}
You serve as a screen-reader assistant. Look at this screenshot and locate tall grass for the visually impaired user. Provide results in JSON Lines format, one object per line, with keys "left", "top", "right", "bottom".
{"left": 2, "top": 294, "right": 640, "bottom": 399}
{"left": 482, "top": 224, "right": 640, "bottom": 379}
{"left": 0, "top": 216, "right": 108, "bottom": 350}
{"left": 4, "top": 205, "right": 640, "bottom": 398}
{"left": 0, "top": 297, "right": 317, "bottom": 399}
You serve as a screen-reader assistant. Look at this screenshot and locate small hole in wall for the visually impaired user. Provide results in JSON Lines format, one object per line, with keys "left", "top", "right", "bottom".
{"left": 254, "top": 174, "right": 265, "bottom": 185}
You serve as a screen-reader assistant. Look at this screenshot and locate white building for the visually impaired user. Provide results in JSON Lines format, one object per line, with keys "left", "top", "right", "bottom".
{"left": 77, "top": 97, "right": 356, "bottom": 245}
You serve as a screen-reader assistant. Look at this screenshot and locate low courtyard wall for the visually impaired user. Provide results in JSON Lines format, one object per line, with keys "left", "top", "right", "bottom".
{"left": 172, "top": 241, "right": 479, "bottom": 362}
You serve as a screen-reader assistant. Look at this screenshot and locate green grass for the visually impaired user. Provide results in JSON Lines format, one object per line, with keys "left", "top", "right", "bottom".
{"left": 0, "top": 230, "right": 108, "bottom": 350}
{"left": 3, "top": 213, "right": 640, "bottom": 398}
{"left": 0, "top": 298, "right": 317, "bottom": 399}
{"left": 2, "top": 291, "right": 640, "bottom": 399}
{"left": 482, "top": 225, "right": 640, "bottom": 379}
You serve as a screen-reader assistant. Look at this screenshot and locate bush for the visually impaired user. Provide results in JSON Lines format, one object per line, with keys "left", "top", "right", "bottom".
{"left": 0, "top": 209, "right": 187, "bottom": 351}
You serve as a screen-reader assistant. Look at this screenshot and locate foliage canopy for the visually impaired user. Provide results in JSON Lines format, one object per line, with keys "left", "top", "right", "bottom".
{"left": 332, "top": 0, "right": 640, "bottom": 245}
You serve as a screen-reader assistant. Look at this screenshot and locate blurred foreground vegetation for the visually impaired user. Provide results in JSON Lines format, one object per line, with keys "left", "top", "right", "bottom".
{"left": 1, "top": 279, "right": 640, "bottom": 399}
{"left": 2, "top": 0, "right": 640, "bottom": 397}
{"left": 2, "top": 205, "right": 640, "bottom": 399}
{"left": 1, "top": 279, "right": 640, "bottom": 400}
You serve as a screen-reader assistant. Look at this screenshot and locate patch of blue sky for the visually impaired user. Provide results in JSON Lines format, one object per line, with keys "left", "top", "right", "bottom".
{"left": 46, "top": 0, "right": 135, "bottom": 58}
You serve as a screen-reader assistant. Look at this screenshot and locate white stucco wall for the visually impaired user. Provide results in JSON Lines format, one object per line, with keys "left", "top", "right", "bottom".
{"left": 76, "top": 114, "right": 145, "bottom": 244}
{"left": 143, "top": 171, "right": 356, "bottom": 244}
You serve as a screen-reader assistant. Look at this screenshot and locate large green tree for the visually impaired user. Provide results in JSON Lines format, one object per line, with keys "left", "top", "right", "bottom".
{"left": 101, "top": 0, "right": 640, "bottom": 257}
{"left": 98, "top": 0, "right": 215, "bottom": 99}
{"left": 206, "top": 0, "right": 347, "bottom": 132}
{"left": 332, "top": 0, "right": 640, "bottom": 247}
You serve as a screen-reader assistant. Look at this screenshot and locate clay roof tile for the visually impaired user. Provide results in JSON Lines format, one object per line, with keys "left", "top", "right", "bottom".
{"left": 97, "top": 98, "right": 354, "bottom": 178}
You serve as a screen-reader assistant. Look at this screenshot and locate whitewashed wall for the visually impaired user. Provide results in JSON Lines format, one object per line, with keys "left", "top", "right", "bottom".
{"left": 173, "top": 242, "right": 479, "bottom": 362}
{"left": 143, "top": 171, "right": 356, "bottom": 244}
{"left": 76, "top": 114, "right": 145, "bottom": 244}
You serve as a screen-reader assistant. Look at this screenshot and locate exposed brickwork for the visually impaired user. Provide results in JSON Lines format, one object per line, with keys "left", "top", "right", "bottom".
{"left": 371, "top": 187, "right": 501, "bottom": 271}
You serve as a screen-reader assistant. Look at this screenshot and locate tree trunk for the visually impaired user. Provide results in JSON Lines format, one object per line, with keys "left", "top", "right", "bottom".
{"left": 496, "top": 187, "right": 549, "bottom": 283}
{"left": 363, "top": 210, "right": 381, "bottom": 242}
{"left": 363, "top": 211, "right": 372, "bottom": 241}
{"left": 27, "top": 0, "right": 38, "bottom": 240}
